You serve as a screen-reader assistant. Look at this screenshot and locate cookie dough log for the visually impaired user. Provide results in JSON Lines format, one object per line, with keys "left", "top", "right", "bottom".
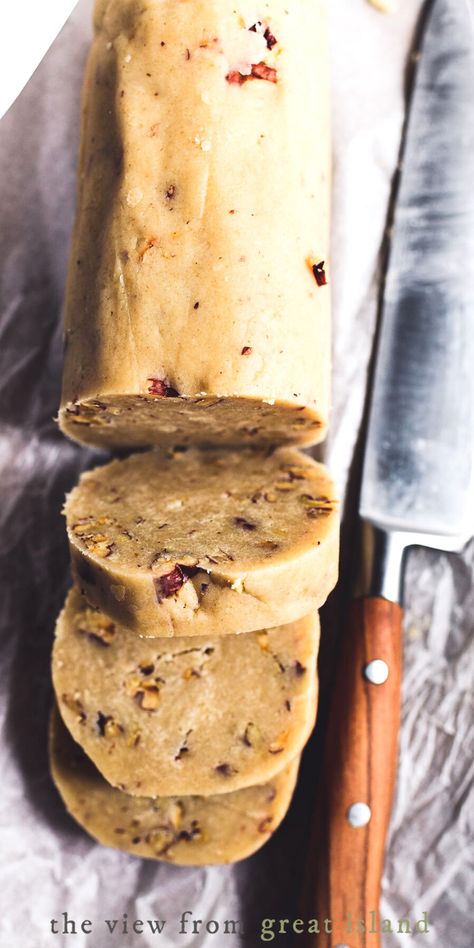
{"left": 50, "top": 708, "right": 300, "bottom": 865}
{"left": 59, "top": 0, "right": 331, "bottom": 451}
{"left": 52, "top": 587, "right": 319, "bottom": 796}
{"left": 65, "top": 447, "right": 339, "bottom": 638}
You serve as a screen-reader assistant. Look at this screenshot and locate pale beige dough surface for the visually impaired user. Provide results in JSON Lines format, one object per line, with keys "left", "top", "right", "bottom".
{"left": 50, "top": 708, "right": 300, "bottom": 865}
{"left": 65, "top": 447, "right": 339, "bottom": 638}
{"left": 52, "top": 588, "right": 319, "bottom": 796}
{"left": 59, "top": 0, "right": 330, "bottom": 451}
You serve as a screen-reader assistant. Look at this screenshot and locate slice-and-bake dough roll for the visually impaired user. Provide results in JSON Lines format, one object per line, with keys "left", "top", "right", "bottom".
{"left": 50, "top": 708, "right": 300, "bottom": 865}
{"left": 59, "top": 0, "right": 330, "bottom": 451}
{"left": 65, "top": 447, "right": 339, "bottom": 638}
{"left": 52, "top": 588, "right": 319, "bottom": 797}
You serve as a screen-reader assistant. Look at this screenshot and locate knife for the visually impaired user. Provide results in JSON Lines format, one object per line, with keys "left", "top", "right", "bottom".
{"left": 0, "top": 0, "right": 78, "bottom": 121}
{"left": 302, "top": 0, "right": 474, "bottom": 944}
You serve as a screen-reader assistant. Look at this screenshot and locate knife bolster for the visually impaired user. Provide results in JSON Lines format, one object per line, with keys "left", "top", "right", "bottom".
{"left": 357, "top": 522, "right": 408, "bottom": 603}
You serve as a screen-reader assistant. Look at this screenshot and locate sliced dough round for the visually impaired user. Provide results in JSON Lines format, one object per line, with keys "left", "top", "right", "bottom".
{"left": 65, "top": 446, "right": 338, "bottom": 638}
{"left": 60, "top": 397, "right": 326, "bottom": 453}
{"left": 49, "top": 708, "right": 299, "bottom": 866}
{"left": 52, "top": 588, "right": 319, "bottom": 797}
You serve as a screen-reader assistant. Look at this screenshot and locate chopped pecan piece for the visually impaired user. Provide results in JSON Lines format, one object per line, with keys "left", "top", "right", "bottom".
{"left": 178, "top": 820, "right": 202, "bottom": 843}
{"left": 78, "top": 531, "right": 115, "bottom": 557}
{"left": 137, "top": 236, "right": 159, "bottom": 259}
{"left": 215, "top": 762, "right": 237, "bottom": 777}
{"left": 126, "top": 674, "right": 162, "bottom": 710}
{"left": 136, "top": 683, "right": 161, "bottom": 710}
{"left": 174, "top": 729, "right": 192, "bottom": 761}
{"left": 268, "top": 730, "right": 289, "bottom": 754}
{"left": 233, "top": 516, "right": 257, "bottom": 531}
{"left": 62, "top": 692, "right": 86, "bottom": 724}
{"left": 127, "top": 728, "right": 142, "bottom": 748}
{"left": 168, "top": 801, "right": 185, "bottom": 830}
{"left": 96, "top": 711, "right": 123, "bottom": 738}
{"left": 174, "top": 744, "right": 189, "bottom": 761}
{"left": 145, "top": 827, "right": 175, "bottom": 856}
{"left": 242, "top": 722, "right": 261, "bottom": 747}
{"left": 302, "top": 494, "right": 334, "bottom": 510}
{"left": 76, "top": 611, "right": 116, "bottom": 647}
{"left": 183, "top": 667, "right": 201, "bottom": 680}
{"left": 257, "top": 632, "right": 269, "bottom": 652}
{"left": 285, "top": 465, "right": 310, "bottom": 481}
{"left": 259, "top": 540, "right": 280, "bottom": 551}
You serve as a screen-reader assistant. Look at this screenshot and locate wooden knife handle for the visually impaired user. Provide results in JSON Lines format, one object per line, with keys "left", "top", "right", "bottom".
{"left": 302, "top": 597, "right": 403, "bottom": 947}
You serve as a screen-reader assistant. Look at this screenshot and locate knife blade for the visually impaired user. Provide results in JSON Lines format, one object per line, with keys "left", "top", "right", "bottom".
{"left": 302, "top": 1, "right": 474, "bottom": 945}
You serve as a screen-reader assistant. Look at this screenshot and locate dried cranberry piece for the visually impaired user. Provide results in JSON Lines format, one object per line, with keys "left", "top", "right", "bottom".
{"left": 250, "top": 62, "right": 277, "bottom": 83}
{"left": 147, "top": 378, "right": 180, "bottom": 397}
{"left": 154, "top": 565, "right": 185, "bottom": 602}
{"left": 226, "top": 70, "right": 247, "bottom": 85}
{"left": 153, "top": 564, "right": 198, "bottom": 603}
{"left": 312, "top": 261, "right": 327, "bottom": 287}
{"left": 263, "top": 27, "right": 277, "bottom": 50}
{"left": 248, "top": 23, "right": 278, "bottom": 49}
{"left": 226, "top": 62, "right": 278, "bottom": 85}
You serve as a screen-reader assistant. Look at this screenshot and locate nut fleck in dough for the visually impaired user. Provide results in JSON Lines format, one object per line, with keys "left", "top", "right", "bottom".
{"left": 59, "top": 0, "right": 331, "bottom": 451}
{"left": 49, "top": 708, "right": 300, "bottom": 865}
{"left": 52, "top": 588, "right": 319, "bottom": 797}
{"left": 65, "top": 447, "right": 339, "bottom": 638}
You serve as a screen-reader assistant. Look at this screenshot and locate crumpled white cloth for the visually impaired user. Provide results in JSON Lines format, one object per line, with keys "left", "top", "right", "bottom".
{"left": 0, "top": 1, "right": 472, "bottom": 946}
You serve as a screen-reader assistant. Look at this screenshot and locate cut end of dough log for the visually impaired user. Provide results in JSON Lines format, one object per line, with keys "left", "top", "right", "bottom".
{"left": 59, "top": 394, "right": 325, "bottom": 451}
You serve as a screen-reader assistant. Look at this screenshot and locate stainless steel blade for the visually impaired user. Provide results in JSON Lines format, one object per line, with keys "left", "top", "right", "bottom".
{"left": 360, "top": 0, "right": 474, "bottom": 549}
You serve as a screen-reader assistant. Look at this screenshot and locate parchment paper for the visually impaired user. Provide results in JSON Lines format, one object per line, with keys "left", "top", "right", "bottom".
{"left": 0, "top": 1, "right": 472, "bottom": 946}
